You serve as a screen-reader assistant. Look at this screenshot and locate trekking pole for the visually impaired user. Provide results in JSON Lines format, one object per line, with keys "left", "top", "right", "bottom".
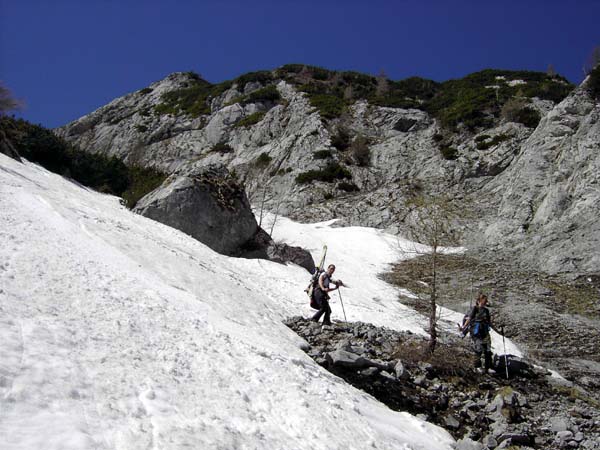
{"left": 501, "top": 325, "right": 509, "bottom": 380}
{"left": 337, "top": 288, "right": 347, "bottom": 322}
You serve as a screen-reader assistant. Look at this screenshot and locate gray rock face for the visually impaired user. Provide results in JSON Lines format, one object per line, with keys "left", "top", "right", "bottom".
{"left": 326, "top": 349, "right": 372, "bottom": 368}
{"left": 56, "top": 70, "right": 600, "bottom": 278}
{"left": 134, "top": 164, "right": 258, "bottom": 255}
{"left": 481, "top": 81, "right": 600, "bottom": 275}
{"left": 240, "top": 227, "right": 314, "bottom": 272}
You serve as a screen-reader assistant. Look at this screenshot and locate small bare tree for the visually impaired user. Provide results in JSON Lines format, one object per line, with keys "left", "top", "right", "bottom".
{"left": 401, "top": 194, "right": 463, "bottom": 354}
{"left": 0, "top": 83, "right": 24, "bottom": 160}
{"left": 583, "top": 46, "right": 600, "bottom": 76}
{"left": 376, "top": 69, "right": 389, "bottom": 97}
{"left": 0, "top": 82, "right": 22, "bottom": 115}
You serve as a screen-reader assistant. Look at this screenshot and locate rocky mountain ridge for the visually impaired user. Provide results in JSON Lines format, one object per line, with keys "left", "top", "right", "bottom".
{"left": 55, "top": 65, "right": 599, "bottom": 278}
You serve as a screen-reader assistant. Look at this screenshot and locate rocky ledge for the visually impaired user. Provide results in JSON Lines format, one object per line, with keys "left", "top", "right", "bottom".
{"left": 285, "top": 317, "right": 600, "bottom": 450}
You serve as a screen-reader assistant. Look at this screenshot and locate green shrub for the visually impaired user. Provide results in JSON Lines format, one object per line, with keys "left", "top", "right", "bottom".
{"left": 502, "top": 98, "right": 541, "bottom": 128}
{"left": 341, "top": 71, "right": 376, "bottom": 86}
{"left": 475, "top": 134, "right": 509, "bottom": 150}
{"left": 121, "top": 166, "right": 167, "bottom": 208}
{"left": 235, "top": 111, "right": 266, "bottom": 128}
{"left": 276, "top": 64, "right": 305, "bottom": 74}
{"left": 424, "top": 69, "right": 573, "bottom": 130}
{"left": 309, "top": 66, "right": 332, "bottom": 81}
{"left": 154, "top": 77, "right": 233, "bottom": 117}
{"left": 155, "top": 78, "right": 213, "bottom": 116}
{"left": 309, "top": 94, "right": 345, "bottom": 119}
{"left": 210, "top": 142, "right": 234, "bottom": 153}
{"left": 255, "top": 152, "right": 272, "bottom": 167}
{"left": 138, "top": 87, "right": 153, "bottom": 95}
{"left": 240, "top": 85, "right": 281, "bottom": 105}
{"left": 235, "top": 71, "right": 273, "bottom": 89}
{"left": 295, "top": 163, "right": 352, "bottom": 184}
{"left": 313, "top": 150, "right": 332, "bottom": 159}
{"left": 337, "top": 181, "right": 359, "bottom": 192}
{"left": 323, "top": 192, "right": 334, "bottom": 200}
{"left": 432, "top": 133, "right": 444, "bottom": 142}
{"left": 370, "top": 77, "right": 438, "bottom": 108}
{"left": 514, "top": 107, "right": 541, "bottom": 128}
{"left": 331, "top": 128, "right": 351, "bottom": 151}
{"left": 134, "top": 124, "right": 148, "bottom": 133}
{"left": 427, "top": 83, "right": 496, "bottom": 130}
{"left": 440, "top": 145, "right": 458, "bottom": 160}
{"left": 586, "top": 65, "right": 600, "bottom": 100}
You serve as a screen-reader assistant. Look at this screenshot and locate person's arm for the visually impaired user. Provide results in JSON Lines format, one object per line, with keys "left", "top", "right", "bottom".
{"left": 462, "top": 307, "right": 476, "bottom": 331}
{"left": 318, "top": 273, "right": 328, "bottom": 291}
{"left": 461, "top": 318, "right": 471, "bottom": 331}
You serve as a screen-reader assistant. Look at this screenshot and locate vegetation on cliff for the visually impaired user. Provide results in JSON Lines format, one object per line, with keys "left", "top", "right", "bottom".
{"left": 153, "top": 66, "right": 575, "bottom": 131}
{"left": 0, "top": 117, "right": 165, "bottom": 208}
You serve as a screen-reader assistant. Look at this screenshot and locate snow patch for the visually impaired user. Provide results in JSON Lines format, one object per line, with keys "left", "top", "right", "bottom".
{"left": 0, "top": 153, "right": 455, "bottom": 450}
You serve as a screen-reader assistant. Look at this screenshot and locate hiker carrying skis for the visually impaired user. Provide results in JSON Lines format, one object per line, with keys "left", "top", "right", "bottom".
{"left": 461, "top": 293, "right": 494, "bottom": 374}
{"left": 311, "top": 264, "right": 343, "bottom": 326}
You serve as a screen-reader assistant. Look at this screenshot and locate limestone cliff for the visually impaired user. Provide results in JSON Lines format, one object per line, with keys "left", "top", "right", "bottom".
{"left": 56, "top": 68, "right": 599, "bottom": 277}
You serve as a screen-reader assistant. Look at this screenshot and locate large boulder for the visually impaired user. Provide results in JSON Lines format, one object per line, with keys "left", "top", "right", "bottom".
{"left": 134, "top": 164, "right": 258, "bottom": 255}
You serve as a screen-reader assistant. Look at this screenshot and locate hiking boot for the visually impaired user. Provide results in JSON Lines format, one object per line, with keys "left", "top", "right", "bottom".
{"left": 475, "top": 367, "right": 485, "bottom": 374}
{"left": 321, "top": 324, "right": 334, "bottom": 331}
{"left": 487, "top": 368, "right": 496, "bottom": 375}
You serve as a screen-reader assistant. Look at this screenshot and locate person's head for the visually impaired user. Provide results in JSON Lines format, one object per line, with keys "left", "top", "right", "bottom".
{"left": 326, "top": 264, "right": 336, "bottom": 275}
{"left": 477, "top": 293, "right": 488, "bottom": 306}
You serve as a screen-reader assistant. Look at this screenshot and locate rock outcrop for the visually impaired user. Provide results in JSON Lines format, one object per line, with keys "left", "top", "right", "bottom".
{"left": 481, "top": 79, "right": 600, "bottom": 275}
{"left": 133, "top": 163, "right": 314, "bottom": 270}
{"left": 239, "top": 227, "right": 314, "bottom": 272}
{"left": 285, "top": 317, "right": 600, "bottom": 450}
{"left": 134, "top": 163, "right": 258, "bottom": 255}
{"left": 55, "top": 68, "right": 600, "bottom": 278}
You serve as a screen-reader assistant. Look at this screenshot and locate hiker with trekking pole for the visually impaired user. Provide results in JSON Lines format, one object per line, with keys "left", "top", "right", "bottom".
{"left": 460, "top": 293, "right": 495, "bottom": 374}
{"left": 310, "top": 264, "right": 344, "bottom": 328}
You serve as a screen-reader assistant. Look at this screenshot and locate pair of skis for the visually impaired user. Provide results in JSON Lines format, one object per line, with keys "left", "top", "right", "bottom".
{"left": 305, "top": 245, "right": 328, "bottom": 300}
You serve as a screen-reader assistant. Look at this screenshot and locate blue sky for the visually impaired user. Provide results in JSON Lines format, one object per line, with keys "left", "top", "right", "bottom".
{"left": 1, "top": 0, "right": 599, "bottom": 128}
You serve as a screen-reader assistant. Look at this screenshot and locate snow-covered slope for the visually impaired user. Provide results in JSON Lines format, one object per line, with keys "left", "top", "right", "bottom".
{"left": 0, "top": 153, "right": 460, "bottom": 450}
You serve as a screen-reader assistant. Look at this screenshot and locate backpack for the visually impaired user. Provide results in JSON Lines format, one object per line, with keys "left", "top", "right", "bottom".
{"left": 470, "top": 306, "right": 490, "bottom": 338}
{"left": 306, "top": 268, "right": 324, "bottom": 309}
{"left": 472, "top": 321, "right": 490, "bottom": 338}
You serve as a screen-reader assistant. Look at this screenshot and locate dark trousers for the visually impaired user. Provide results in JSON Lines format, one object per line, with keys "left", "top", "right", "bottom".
{"left": 311, "top": 290, "right": 332, "bottom": 325}
{"left": 472, "top": 334, "right": 493, "bottom": 369}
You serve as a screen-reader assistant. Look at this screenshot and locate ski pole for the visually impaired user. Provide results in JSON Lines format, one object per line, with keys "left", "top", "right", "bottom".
{"left": 337, "top": 288, "right": 347, "bottom": 322}
{"left": 501, "top": 325, "right": 509, "bottom": 380}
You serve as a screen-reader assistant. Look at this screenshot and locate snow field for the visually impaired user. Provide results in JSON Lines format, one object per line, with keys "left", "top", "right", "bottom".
{"left": 0, "top": 154, "right": 454, "bottom": 449}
